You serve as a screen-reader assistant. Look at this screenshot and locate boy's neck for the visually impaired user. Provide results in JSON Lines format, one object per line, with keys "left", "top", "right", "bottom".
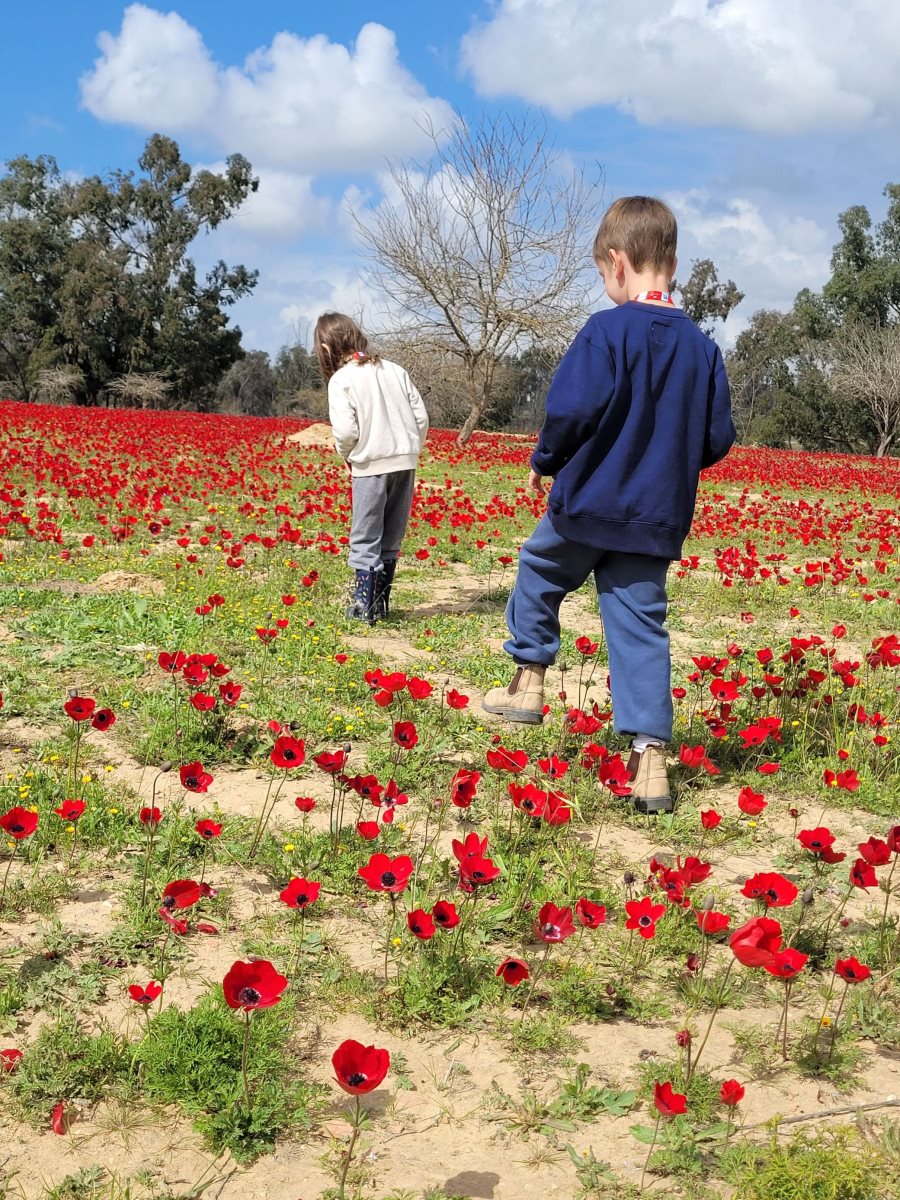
{"left": 625, "top": 269, "right": 675, "bottom": 306}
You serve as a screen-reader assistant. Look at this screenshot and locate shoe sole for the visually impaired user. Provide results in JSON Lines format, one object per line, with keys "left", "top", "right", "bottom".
{"left": 631, "top": 796, "right": 675, "bottom": 815}
{"left": 480, "top": 701, "right": 544, "bottom": 725}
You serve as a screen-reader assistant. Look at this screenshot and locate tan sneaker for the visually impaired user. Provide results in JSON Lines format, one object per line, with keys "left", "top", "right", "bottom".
{"left": 626, "top": 745, "right": 674, "bottom": 815}
{"left": 482, "top": 665, "right": 546, "bottom": 725}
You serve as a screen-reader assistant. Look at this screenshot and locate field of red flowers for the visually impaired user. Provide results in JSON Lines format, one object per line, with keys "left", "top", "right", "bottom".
{"left": 0, "top": 401, "right": 899, "bottom": 1200}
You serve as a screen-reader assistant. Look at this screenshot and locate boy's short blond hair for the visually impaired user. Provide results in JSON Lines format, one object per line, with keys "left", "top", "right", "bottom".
{"left": 592, "top": 197, "right": 677, "bottom": 273}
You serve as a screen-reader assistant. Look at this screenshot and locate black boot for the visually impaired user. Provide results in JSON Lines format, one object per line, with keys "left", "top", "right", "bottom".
{"left": 374, "top": 559, "right": 397, "bottom": 620}
{"left": 346, "top": 568, "right": 379, "bottom": 625}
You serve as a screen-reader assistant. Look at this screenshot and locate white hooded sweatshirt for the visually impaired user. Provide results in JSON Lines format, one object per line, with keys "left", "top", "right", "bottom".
{"left": 328, "top": 357, "right": 429, "bottom": 477}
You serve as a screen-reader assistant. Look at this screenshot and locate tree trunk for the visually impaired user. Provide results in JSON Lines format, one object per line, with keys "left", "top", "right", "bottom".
{"left": 457, "top": 401, "right": 486, "bottom": 446}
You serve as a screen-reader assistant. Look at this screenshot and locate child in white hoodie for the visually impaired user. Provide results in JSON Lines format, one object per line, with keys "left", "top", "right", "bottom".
{"left": 315, "top": 312, "right": 429, "bottom": 624}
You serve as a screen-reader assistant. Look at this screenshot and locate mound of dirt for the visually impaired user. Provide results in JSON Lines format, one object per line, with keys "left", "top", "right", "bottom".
{"left": 93, "top": 570, "right": 165, "bottom": 596}
{"left": 284, "top": 422, "right": 335, "bottom": 448}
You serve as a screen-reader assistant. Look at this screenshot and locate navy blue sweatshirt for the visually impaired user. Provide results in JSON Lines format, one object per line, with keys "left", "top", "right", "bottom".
{"left": 531, "top": 301, "right": 735, "bottom": 560}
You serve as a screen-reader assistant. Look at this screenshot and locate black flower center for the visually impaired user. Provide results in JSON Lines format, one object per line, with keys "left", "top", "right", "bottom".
{"left": 283, "top": 749, "right": 297, "bottom": 762}
{"left": 162, "top": 895, "right": 176, "bottom": 909}
{"left": 185, "top": 776, "right": 198, "bottom": 789}
{"left": 766, "top": 889, "right": 779, "bottom": 902}
{"left": 348, "top": 1072, "right": 366, "bottom": 1087}
{"left": 639, "top": 915, "right": 652, "bottom": 927}
{"left": 381, "top": 872, "right": 397, "bottom": 887}
{"left": 296, "top": 894, "right": 308, "bottom": 906}
{"left": 542, "top": 923, "right": 557, "bottom": 937}
{"left": 9, "top": 823, "right": 24, "bottom": 833}
{"left": 237, "top": 986, "right": 261, "bottom": 1005}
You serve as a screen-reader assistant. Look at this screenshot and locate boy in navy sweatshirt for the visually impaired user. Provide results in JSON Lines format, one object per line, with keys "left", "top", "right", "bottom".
{"left": 482, "top": 197, "right": 735, "bottom": 813}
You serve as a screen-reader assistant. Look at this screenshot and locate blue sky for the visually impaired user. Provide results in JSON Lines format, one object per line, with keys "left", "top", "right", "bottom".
{"left": 2, "top": 2, "right": 898, "bottom": 352}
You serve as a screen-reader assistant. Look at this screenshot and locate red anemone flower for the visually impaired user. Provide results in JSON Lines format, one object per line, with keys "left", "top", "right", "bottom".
{"left": 574, "top": 898, "right": 607, "bottom": 928}
{"left": 835, "top": 956, "right": 871, "bottom": 983}
{"left": 128, "top": 981, "right": 163, "bottom": 1005}
{"left": 624, "top": 896, "right": 666, "bottom": 939}
{"left": 356, "top": 821, "right": 380, "bottom": 840}
{"left": 485, "top": 746, "right": 529, "bottom": 773}
{"left": 534, "top": 902, "right": 576, "bottom": 943}
{"left": 496, "top": 957, "right": 530, "bottom": 986}
{"left": 180, "top": 762, "right": 213, "bottom": 793}
{"left": 314, "top": 750, "right": 347, "bottom": 775}
{"left": 700, "top": 809, "right": 722, "bottom": 830}
{"left": 64, "top": 695, "right": 95, "bottom": 722}
{"left": 0, "top": 1048, "right": 23, "bottom": 1072}
{"left": 729, "top": 916, "right": 783, "bottom": 968}
{"left": 279, "top": 877, "right": 321, "bottom": 909}
{"left": 195, "top": 819, "right": 222, "bottom": 840}
{"left": 332, "top": 1039, "right": 390, "bottom": 1095}
{"left": 139, "top": 806, "right": 163, "bottom": 827}
{"left": 452, "top": 831, "right": 488, "bottom": 862}
{"left": 857, "top": 837, "right": 891, "bottom": 866}
{"left": 54, "top": 799, "right": 86, "bottom": 822}
{"left": 358, "top": 852, "right": 414, "bottom": 894}
{"left": 740, "top": 872, "right": 798, "bottom": 908}
{"left": 737, "top": 787, "right": 767, "bottom": 816}
{"left": 446, "top": 689, "right": 469, "bottom": 709}
{"left": 431, "top": 900, "right": 460, "bottom": 929}
{"left": 459, "top": 854, "right": 502, "bottom": 889}
{"left": 392, "top": 721, "right": 419, "bottom": 750}
{"left": 448, "top": 769, "right": 480, "bottom": 810}
{"left": 222, "top": 959, "right": 288, "bottom": 1011}
{"left": 720, "top": 1079, "right": 745, "bottom": 1107}
{"left": 271, "top": 735, "right": 305, "bottom": 769}
{"left": 763, "top": 948, "right": 808, "bottom": 978}
{"left": 91, "top": 707, "right": 116, "bottom": 731}
{"left": 0, "top": 807, "right": 38, "bottom": 840}
{"left": 850, "top": 857, "right": 878, "bottom": 889}
{"left": 407, "top": 909, "right": 436, "bottom": 940}
{"left": 161, "top": 879, "right": 202, "bottom": 911}
{"left": 294, "top": 796, "right": 317, "bottom": 813}
{"left": 654, "top": 1081, "right": 688, "bottom": 1117}
{"left": 696, "top": 909, "right": 731, "bottom": 936}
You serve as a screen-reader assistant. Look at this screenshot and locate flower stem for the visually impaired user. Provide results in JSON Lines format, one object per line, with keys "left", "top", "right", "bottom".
{"left": 639, "top": 1114, "right": 662, "bottom": 1194}
{"left": 0, "top": 847, "right": 16, "bottom": 912}
{"left": 687, "top": 958, "right": 734, "bottom": 1084}
{"left": 337, "top": 1095, "right": 362, "bottom": 1200}
{"left": 241, "top": 1010, "right": 252, "bottom": 1111}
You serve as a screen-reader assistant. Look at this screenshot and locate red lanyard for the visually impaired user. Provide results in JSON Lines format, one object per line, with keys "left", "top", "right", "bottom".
{"left": 634, "top": 290, "right": 675, "bottom": 305}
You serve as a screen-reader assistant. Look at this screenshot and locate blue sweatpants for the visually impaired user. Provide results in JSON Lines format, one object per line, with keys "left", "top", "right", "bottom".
{"left": 504, "top": 515, "right": 673, "bottom": 741}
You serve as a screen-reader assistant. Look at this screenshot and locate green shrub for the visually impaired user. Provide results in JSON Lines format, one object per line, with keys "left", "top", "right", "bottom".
{"left": 133, "top": 989, "right": 324, "bottom": 1162}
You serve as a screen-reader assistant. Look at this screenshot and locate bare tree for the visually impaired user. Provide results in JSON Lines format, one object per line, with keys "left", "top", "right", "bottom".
{"left": 830, "top": 322, "right": 900, "bottom": 457}
{"left": 106, "top": 371, "right": 173, "bottom": 409}
{"left": 36, "top": 365, "right": 85, "bottom": 405}
{"left": 355, "top": 111, "right": 602, "bottom": 443}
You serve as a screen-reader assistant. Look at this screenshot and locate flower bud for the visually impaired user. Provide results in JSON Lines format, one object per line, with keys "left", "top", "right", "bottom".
{"left": 558, "top": 661, "right": 569, "bottom": 674}
{"left": 686, "top": 953, "right": 700, "bottom": 973}
{"left": 703, "top": 893, "right": 716, "bottom": 911}
{"left": 801, "top": 888, "right": 815, "bottom": 906}
{"left": 623, "top": 870, "right": 637, "bottom": 886}
{"left": 159, "top": 761, "right": 173, "bottom": 773}
{"left": 675, "top": 1029, "right": 692, "bottom": 1048}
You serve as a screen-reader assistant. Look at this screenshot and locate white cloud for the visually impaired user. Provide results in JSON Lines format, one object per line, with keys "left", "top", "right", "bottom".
{"left": 197, "top": 164, "right": 331, "bottom": 240}
{"left": 667, "top": 189, "right": 832, "bottom": 343}
{"left": 81, "top": 4, "right": 456, "bottom": 172}
{"left": 461, "top": 0, "right": 900, "bottom": 134}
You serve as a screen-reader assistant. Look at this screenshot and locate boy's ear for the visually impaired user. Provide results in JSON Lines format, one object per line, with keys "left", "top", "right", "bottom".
{"left": 609, "top": 248, "right": 627, "bottom": 281}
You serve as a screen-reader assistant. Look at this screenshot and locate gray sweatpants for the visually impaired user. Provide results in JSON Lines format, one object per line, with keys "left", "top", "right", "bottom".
{"left": 348, "top": 470, "right": 416, "bottom": 571}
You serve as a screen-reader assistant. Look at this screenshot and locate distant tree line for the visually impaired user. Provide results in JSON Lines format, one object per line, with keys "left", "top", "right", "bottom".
{"left": 0, "top": 134, "right": 258, "bottom": 409}
{"left": 1, "top": 122, "right": 898, "bottom": 455}
{"left": 725, "top": 186, "right": 900, "bottom": 457}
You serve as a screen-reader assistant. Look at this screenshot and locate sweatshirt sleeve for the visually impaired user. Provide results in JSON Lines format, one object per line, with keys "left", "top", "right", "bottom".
{"left": 404, "top": 370, "right": 430, "bottom": 446}
{"left": 328, "top": 374, "right": 359, "bottom": 461}
{"left": 531, "top": 327, "right": 614, "bottom": 477}
{"left": 701, "top": 347, "right": 737, "bottom": 469}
